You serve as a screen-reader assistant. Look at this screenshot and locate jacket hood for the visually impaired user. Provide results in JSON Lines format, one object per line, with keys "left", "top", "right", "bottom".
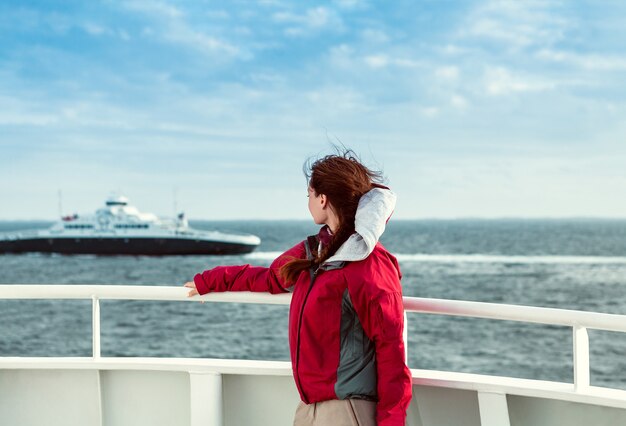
{"left": 324, "top": 187, "right": 396, "bottom": 264}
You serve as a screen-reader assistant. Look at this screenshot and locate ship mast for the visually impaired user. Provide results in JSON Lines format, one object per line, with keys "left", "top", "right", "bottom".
{"left": 173, "top": 187, "right": 178, "bottom": 218}
{"left": 58, "top": 190, "right": 63, "bottom": 218}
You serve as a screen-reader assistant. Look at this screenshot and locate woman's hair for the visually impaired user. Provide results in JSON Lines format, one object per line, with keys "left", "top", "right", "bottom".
{"left": 279, "top": 148, "right": 385, "bottom": 284}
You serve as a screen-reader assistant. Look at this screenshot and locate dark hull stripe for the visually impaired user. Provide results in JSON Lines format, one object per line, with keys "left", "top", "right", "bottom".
{"left": 0, "top": 237, "right": 257, "bottom": 255}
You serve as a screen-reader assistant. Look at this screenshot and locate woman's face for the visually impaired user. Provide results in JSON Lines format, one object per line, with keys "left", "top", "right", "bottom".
{"left": 307, "top": 186, "right": 327, "bottom": 225}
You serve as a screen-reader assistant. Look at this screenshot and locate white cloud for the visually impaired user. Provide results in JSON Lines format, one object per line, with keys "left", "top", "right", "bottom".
{"left": 460, "top": 0, "right": 569, "bottom": 50}
{"left": 435, "top": 66, "right": 459, "bottom": 80}
{"left": 361, "top": 28, "right": 389, "bottom": 44}
{"left": 451, "top": 95, "right": 468, "bottom": 109}
{"left": 394, "top": 58, "right": 423, "bottom": 69}
{"left": 0, "top": 112, "right": 57, "bottom": 126}
{"left": 0, "top": 95, "right": 58, "bottom": 126}
{"left": 329, "top": 44, "right": 422, "bottom": 73}
{"left": 273, "top": 6, "right": 342, "bottom": 35}
{"left": 80, "top": 22, "right": 131, "bottom": 40}
{"left": 305, "top": 86, "right": 366, "bottom": 113}
{"left": 364, "top": 54, "right": 388, "bottom": 69}
{"left": 82, "top": 23, "right": 107, "bottom": 36}
{"left": 165, "top": 25, "right": 237, "bottom": 54}
{"left": 420, "top": 107, "right": 439, "bottom": 118}
{"left": 123, "top": 1, "right": 239, "bottom": 56}
{"left": 307, "top": 7, "right": 332, "bottom": 27}
{"left": 328, "top": 44, "right": 355, "bottom": 69}
{"left": 484, "top": 67, "right": 555, "bottom": 95}
{"left": 439, "top": 44, "right": 468, "bottom": 55}
{"left": 126, "top": 1, "right": 184, "bottom": 19}
{"left": 537, "top": 49, "right": 626, "bottom": 71}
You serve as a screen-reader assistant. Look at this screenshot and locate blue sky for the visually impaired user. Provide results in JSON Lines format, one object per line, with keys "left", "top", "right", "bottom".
{"left": 1, "top": 0, "right": 625, "bottom": 220}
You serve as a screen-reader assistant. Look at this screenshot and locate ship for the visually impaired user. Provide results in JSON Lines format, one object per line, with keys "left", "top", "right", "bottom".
{"left": 0, "top": 195, "right": 261, "bottom": 255}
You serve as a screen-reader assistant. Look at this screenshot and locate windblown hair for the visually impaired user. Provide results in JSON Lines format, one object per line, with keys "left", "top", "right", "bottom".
{"left": 279, "top": 148, "right": 385, "bottom": 284}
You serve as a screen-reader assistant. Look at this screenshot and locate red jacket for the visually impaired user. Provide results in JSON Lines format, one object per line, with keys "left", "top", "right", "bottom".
{"left": 194, "top": 231, "right": 412, "bottom": 425}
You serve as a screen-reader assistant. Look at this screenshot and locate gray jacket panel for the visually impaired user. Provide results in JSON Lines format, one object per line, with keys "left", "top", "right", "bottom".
{"left": 334, "top": 289, "right": 377, "bottom": 400}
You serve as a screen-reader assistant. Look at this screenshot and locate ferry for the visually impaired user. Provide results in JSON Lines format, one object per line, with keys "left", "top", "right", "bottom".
{"left": 0, "top": 284, "right": 625, "bottom": 425}
{"left": 0, "top": 195, "right": 261, "bottom": 255}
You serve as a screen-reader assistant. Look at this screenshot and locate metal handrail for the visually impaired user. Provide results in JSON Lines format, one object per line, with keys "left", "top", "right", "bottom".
{"left": 2, "top": 284, "right": 626, "bottom": 391}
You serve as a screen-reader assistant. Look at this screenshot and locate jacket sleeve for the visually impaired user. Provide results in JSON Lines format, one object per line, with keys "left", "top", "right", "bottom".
{"left": 193, "top": 241, "right": 305, "bottom": 294}
{"left": 359, "top": 290, "right": 412, "bottom": 426}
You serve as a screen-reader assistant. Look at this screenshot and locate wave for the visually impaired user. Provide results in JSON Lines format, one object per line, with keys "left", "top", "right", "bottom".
{"left": 245, "top": 251, "right": 626, "bottom": 265}
{"left": 243, "top": 251, "right": 285, "bottom": 260}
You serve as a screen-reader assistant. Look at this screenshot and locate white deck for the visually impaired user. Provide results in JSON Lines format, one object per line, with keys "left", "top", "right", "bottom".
{"left": 1, "top": 285, "right": 626, "bottom": 426}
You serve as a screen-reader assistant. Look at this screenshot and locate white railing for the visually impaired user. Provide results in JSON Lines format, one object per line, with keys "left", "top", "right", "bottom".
{"left": 401, "top": 297, "right": 626, "bottom": 392}
{"left": 2, "top": 284, "right": 626, "bottom": 394}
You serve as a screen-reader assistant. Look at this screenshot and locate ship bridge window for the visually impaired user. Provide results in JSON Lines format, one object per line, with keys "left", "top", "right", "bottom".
{"left": 114, "top": 224, "right": 149, "bottom": 229}
{"left": 64, "top": 224, "right": 94, "bottom": 229}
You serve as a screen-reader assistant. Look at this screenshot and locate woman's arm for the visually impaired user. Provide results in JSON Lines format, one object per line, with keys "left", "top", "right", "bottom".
{"left": 185, "top": 241, "right": 305, "bottom": 296}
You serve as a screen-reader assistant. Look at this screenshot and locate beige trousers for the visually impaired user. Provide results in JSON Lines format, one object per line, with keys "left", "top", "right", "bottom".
{"left": 293, "top": 399, "right": 377, "bottom": 426}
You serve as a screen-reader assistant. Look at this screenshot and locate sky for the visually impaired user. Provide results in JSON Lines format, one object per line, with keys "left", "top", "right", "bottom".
{"left": 1, "top": 0, "right": 626, "bottom": 220}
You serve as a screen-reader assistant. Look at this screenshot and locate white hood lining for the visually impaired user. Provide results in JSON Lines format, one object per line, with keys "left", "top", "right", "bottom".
{"left": 324, "top": 187, "right": 396, "bottom": 264}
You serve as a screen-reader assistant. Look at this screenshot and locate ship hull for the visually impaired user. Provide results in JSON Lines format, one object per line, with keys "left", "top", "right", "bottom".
{"left": 0, "top": 237, "right": 257, "bottom": 255}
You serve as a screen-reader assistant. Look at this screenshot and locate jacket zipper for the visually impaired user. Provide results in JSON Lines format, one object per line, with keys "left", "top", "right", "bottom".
{"left": 294, "top": 265, "right": 321, "bottom": 404}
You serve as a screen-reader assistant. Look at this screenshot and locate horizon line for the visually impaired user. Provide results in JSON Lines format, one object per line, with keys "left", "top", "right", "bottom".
{"left": 1, "top": 216, "right": 626, "bottom": 222}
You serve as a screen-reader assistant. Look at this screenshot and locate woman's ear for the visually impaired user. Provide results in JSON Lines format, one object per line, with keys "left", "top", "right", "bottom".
{"left": 319, "top": 194, "right": 328, "bottom": 209}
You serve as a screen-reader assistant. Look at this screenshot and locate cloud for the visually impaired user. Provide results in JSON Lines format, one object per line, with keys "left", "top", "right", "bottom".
{"left": 0, "top": 96, "right": 57, "bottom": 126}
{"left": 537, "top": 49, "right": 626, "bottom": 71}
{"left": 273, "top": 6, "right": 343, "bottom": 35}
{"left": 364, "top": 54, "right": 388, "bottom": 68}
{"left": 165, "top": 25, "right": 237, "bottom": 54}
{"left": 0, "top": 8, "right": 121, "bottom": 40}
{"left": 435, "top": 66, "right": 459, "bottom": 80}
{"left": 81, "top": 23, "right": 107, "bottom": 36}
{"left": 450, "top": 95, "right": 468, "bottom": 109}
{"left": 438, "top": 44, "right": 469, "bottom": 56}
{"left": 459, "top": 0, "right": 569, "bottom": 50}
{"left": 125, "top": 1, "right": 184, "bottom": 19}
{"left": 361, "top": 53, "right": 424, "bottom": 70}
{"left": 484, "top": 67, "right": 555, "bottom": 95}
{"left": 360, "top": 28, "right": 389, "bottom": 44}
{"left": 122, "top": 1, "right": 240, "bottom": 56}
{"left": 420, "top": 107, "right": 439, "bottom": 118}
{"left": 393, "top": 58, "right": 423, "bottom": 69}
{"left": 328, "top": 44, "right": 355, "bottom": 69}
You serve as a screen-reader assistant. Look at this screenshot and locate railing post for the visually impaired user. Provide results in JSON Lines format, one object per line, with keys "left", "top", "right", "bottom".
{"left": 92, "top": 296, "right": 101, "bottom": 359}
{"left": 573, "top": 325, "right": 590, "bottom": 390}
{"left": 190, "top": 371, "right": 223, "bottom": 426}
{"left": 403, "top": 311, "right": 409, "bottom": 363}
{"left": 477, "top": 391, "right": 511, "bottom": 426}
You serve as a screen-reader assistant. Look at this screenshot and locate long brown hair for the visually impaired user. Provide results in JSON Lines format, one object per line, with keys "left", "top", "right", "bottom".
{"left": 279, "top": 148, "right": 384, "bottom": 284}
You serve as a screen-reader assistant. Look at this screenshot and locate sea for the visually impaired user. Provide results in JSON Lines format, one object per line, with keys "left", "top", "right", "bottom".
{"left": 1, "top": 219, "right": 626, "bottom": 390}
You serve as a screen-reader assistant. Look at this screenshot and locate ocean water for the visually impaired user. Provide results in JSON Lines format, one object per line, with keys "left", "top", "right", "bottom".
{"left": 1, "top": 219, "right": 626, "bottom": 390}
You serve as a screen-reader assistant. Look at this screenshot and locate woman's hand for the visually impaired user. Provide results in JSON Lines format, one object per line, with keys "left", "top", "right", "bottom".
{"left": 184, "top": 281, "right": 199, "bottom": 297}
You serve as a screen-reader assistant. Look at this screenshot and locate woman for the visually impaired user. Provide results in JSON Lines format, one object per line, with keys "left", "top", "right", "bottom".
{"left": 184, "top": 150, "right": 412, "bottom": 425}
